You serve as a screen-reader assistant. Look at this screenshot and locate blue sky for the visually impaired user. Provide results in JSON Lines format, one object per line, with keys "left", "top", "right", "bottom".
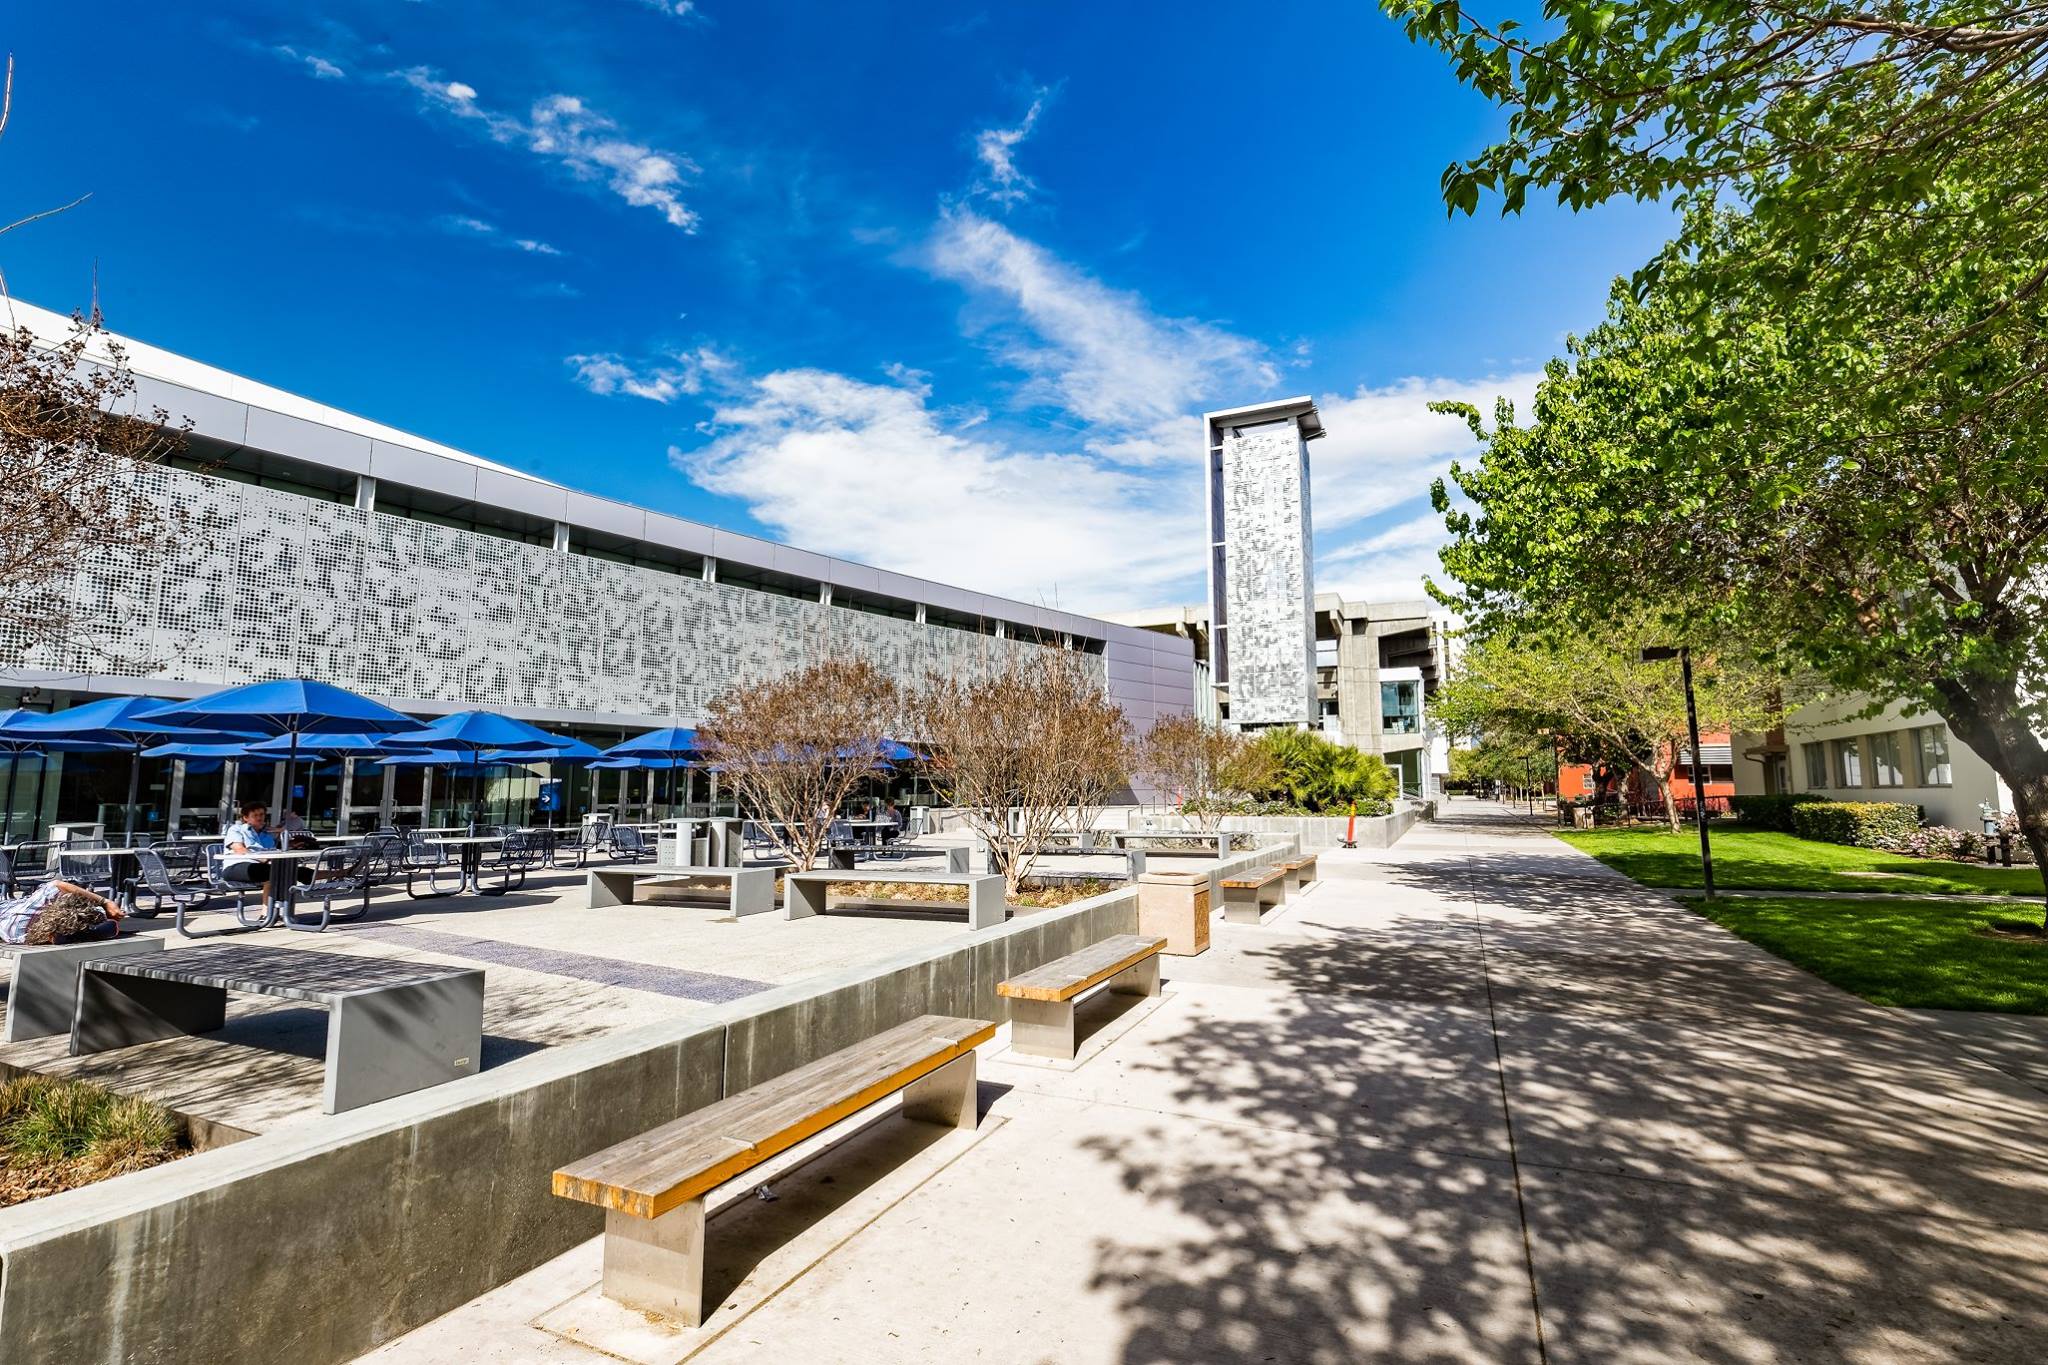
{"left": 0, "top": 1, "right": 1673, "bottom": 613}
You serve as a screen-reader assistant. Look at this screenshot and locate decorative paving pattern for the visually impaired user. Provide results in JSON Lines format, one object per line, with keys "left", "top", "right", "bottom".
{"left": 340, "top": 922, "right": 774, "bottom": 1004}
{"left": 5, "top": 464, "right": 1093, "bottom": 720}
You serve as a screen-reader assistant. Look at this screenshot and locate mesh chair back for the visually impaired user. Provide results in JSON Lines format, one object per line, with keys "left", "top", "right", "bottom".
{"left": 134, "top": 847, "right": 181, "bottom": 893}
{"left": 615, "top": 826, "right": 646, "bottom": 854}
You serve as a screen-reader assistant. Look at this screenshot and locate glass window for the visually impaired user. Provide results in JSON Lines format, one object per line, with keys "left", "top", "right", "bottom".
{"left": 1915, "top": 726, "right": 1952, "bottom": 786}
{"left": 1870, "top": 731, "right": 1906, "bottom": 787}
{"left": 1832, "top": 738, "right": 1863, "bottom": 788}
{"left": 1803, "top": 741, "right": 1827, "bottom": 789}
{"left": 1380, "top": 680, "right": 1420, "bottom": 735}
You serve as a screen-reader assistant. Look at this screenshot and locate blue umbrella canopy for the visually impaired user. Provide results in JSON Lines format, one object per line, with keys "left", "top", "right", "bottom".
{"left": 485, "top": 738, "right": 602, "bottom": 765}
{"left": 142, "top": 741, "right": 257, "bottom": 760}
{"left": 382, "top": 710, "right": 567, "bottom": 755}
{"left": 588, "top": 754, "right": 692, "bottom": 770}
{"left": 378, "top": 749, "right": 534, "bottom": 778}
{"left": 141, "top": 679, "right": 414, "bottom": 737}
{"left": 606, "top": 726, "right": 700, "bottom": 758}
{"left": 244, "top": 731, "right": 403, "bottom": 757}
{"left": 8, "top": 696, "right": 257, "bottom": 747}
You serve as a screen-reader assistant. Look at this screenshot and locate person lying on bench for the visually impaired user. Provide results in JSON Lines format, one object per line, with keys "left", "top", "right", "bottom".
{"left": 0, "top": 879, "right": 126, "bottom": 945}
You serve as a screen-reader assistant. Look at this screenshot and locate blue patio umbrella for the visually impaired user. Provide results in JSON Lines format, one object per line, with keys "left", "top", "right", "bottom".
{"left": 142, "top": 680, "right": 417, "bottom": 836}
{"left": 602, "top": 727, "right": 704, "bottom": 818}
{"left": 379, "top": 714, "right": 571, "bottom": 828}
{"left": 244, "top": 731, "right": 407, "bottom": 758}
{"left": 486, "top": 738, "right": 602, "bottom": 764}
{"left": 9, "top": 697, "right": 263, "bottom": 842}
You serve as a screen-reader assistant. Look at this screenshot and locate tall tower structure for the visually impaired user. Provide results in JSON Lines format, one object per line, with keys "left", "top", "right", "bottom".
{"left": 1204, "top": 397, "right": 1324, "bottom": 729}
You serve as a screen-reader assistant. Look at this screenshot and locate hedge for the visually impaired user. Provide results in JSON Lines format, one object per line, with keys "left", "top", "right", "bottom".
{"left": 1790, "top": 800, "right": 1923, "bottom": 848}
{"left": 1729, "top": 793, "right": 1827, "bottom": 833}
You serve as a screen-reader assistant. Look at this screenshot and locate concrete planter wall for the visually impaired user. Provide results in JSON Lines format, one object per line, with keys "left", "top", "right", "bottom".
{"left": 0, "top": 839, "right": 1296, "bottom": 1364}
{"left": 1219, "top": 806, "right": 1422, "bottom": 852}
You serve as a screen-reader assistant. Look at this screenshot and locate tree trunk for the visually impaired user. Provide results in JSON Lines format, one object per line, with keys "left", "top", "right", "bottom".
{"left": 1650, "top": 761, "right": 1681, "bottom": 833}
{"left": 1933, "top": 679, "right": 2048, "bottom": 931}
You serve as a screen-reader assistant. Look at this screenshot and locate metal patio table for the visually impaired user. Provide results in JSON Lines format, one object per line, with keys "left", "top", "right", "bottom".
{"left": 405, "top": 835, "right": 510, "bottom": 898}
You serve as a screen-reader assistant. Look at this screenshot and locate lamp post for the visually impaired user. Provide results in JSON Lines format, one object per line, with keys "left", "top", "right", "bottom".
{"left": 1641, "top": 645, "right": 1716, "bottom": 900}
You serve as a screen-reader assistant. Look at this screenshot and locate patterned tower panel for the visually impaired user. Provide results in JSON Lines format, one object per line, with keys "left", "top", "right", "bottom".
{"left": 1219, "top": 418, "right": 1317, "bottom": 726}
{"left": 2, "top": 466, "right": 1097, "bottom": 720}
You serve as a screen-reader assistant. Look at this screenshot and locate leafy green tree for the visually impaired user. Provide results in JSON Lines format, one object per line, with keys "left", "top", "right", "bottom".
{"left": 1240, "top": 729, "right": 1398, "bottom": 814}
{"left": 1435, "top": 620, "right": 1781, "bottom": 830}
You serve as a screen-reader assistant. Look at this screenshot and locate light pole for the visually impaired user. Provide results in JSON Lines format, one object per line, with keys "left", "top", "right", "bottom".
{"left": 1641, "top": 644, "right": 1716, "bottom": 900}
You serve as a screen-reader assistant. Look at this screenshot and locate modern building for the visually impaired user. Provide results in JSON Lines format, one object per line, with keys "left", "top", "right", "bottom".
{"left": 0, "top": 302, "right": 1194, "bottom": 834}
{"left": 1107, "top": 595, "right": 1451, "bottom": 798}
{"left": 1733, "top": 696, "right": 2006, "bottom": 829}
{"left": 1204, "top": 398, "right": 1323, "bottom": 729}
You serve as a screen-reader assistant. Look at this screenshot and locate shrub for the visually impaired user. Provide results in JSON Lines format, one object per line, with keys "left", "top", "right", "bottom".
{"left": 1871, "top": 825, "right": 1986, "bottom": 860}
{"left": 1790, "top": 801, "right": 1922, "bottom": 848}
{"left": 1729, "top": 792, "right": 1827, "bottom": 833}
{"left": 1241, "top": 730, "right": 1398, "bottom": 815}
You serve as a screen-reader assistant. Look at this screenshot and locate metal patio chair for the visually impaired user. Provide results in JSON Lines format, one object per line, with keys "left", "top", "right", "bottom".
{"left": 284, "top": 845, "right": 376, "bottom": 931}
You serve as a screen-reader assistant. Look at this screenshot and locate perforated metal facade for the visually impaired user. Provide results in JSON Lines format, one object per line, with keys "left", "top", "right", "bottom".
{"left": 3, "top": 465, "right": 1081, "bottom": 722}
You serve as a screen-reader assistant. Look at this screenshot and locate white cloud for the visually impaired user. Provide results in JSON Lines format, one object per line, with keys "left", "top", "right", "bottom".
{"left": 636, "top": 0, "right": 700, "bottom": 18}
{"left": 926, "top": 208, "right": 1277, "bottom": 463}
{"left": 672, "top": 367, "right": 1206, "bottom": 611}
{"left": 434, "top": 213, "right": 565, "bottom": 257}
{"left": 973, "top": 91, "right": 1048, "bottom": 206}
{"left": 1309, "top": 373, "right": 1540, "bottom": 533}
{"left": 395, "top": 69, "right": 701, "bottom": 233}
{"left": 276, "top": 45, "right": 345, "bottom": 79}
{"left": 568, "top": 347, "right": 727, "bottom": 403}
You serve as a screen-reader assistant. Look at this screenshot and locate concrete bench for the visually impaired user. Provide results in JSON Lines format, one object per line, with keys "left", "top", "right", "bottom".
{"left": 1279, "top": 854, "right": 1320, "bottom": 895}
{"left": 69, "top": 944, "right": 484, "bottom": 1114}
{"left": 783, "top": 869, "right": 1006, "bottom": 931}
{"left": 1219, "top": 864, "right": 1287, "bottom": 924}
{"left": 553, "top": 1013, "right": 992, "bottom": 1326}
{"left": 1108, "top": 831, "right": 1227, "bottom": 859}
{"left": 587, "top": 865, "right": 775, "bottom": 917}
{"left": 997, "top": 933, "right": 1165, "bottom": 1060}
{"left": 1, "top": 934, "right": 164, "bottom": 1043}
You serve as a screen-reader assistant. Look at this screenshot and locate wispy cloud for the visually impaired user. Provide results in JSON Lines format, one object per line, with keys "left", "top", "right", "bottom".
{"left": 972, "top": 89, "right": 1050, "bottom": 207}
{"left": 568, "top": 347, "right": 728, "bottom": 402}
{"left": 926, "top": 207, "right": 1277, "bottom": 463}
{"left": 392, "top": 68, "right": 702, "bottom": 232}
{"left": 275, "top": 45, "right": 345, "bottom": 80}
{"left": 673, "top": 366, "right": 1205, "bottom": 610}
{"left": 435, "top": 213, "right": 564, "bottom": 256}
{"left": 635, "top": 0, "right": 702, "bottom": 19}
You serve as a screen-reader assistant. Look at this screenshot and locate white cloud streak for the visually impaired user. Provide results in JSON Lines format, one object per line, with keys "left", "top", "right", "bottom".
{"left": 568, "top": 347, "right": 728, "bottom": 402}
{"left": 396, "top": 69, "right": 701, "bottom": 232}
{"left": 926, "top": 208, "right": 1277, "bottom": 463}
{"left": 275, "top": 45, "right": 345, "bottom": 80}
{"left": 973, "top": 91, "right": 1048, "bottom": 206}
{"left": 435, "top": 214, "right": 564, "bottom": 256}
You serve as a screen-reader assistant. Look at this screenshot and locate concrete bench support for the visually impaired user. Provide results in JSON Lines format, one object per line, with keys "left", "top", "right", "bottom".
{"left": 1, "top": 935, "right": 165, "bottom": 1043}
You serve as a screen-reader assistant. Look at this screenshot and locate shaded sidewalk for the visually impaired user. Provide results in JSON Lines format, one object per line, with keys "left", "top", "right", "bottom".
{"left": 366, "top": 801, "right": 2048, "bottom": 1363}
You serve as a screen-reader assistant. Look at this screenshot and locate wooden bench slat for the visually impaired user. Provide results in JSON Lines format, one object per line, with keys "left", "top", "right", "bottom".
{"left": 553, "top": 1014, "right": 992, "bottom": 1218}
{"left": 1220, "top": 866, "right": 1284, "bottom": 889}
{"left": 997, "top": 934, "right": 1165, "bottom": 1002}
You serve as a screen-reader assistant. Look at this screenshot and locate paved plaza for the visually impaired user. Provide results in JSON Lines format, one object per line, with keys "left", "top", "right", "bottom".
{"left": 352, "top": 804, "right": 2048, "bottom": 1362}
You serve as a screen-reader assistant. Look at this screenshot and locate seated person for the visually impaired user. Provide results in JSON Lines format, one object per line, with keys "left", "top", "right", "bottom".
{"left": 0, "top": 879, "right": 124, "bottom": 945}
{"left": 221, "top": 799, "right": 279, "bottom": 905}
{"left": 275, "top": 807, "right": 316, "bottom": 850}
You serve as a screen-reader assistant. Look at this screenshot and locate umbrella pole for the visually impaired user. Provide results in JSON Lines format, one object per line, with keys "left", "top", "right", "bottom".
{"left": 2, "top": 753, "right": 17, "bottom": 843}
{"left": 123, "top": 747, "right": 141, "bottom": 844}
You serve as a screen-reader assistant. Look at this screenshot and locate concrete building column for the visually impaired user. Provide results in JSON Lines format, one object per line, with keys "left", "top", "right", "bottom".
{"left": 553, "top": 522, "right": 572, "bottom": 553}
{"left": 354, "top": 476, "right": 377, "bottom": 513}
{"left": 702, "top": 557, "right": 718, "bottom": 583}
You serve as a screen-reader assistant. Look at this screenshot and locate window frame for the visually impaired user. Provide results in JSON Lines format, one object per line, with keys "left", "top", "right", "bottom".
{"left": 1802, "top": 741, "right": 1828, "bottom": 789}
{"left": 1831, "top": 737, "right": 1864, "bottom": 789}
{"left": 1869, "top": 730, "right": 1907, "bottom": 787}
{"left": 1914, "top": 725, "right": 1953, "bottom": 787}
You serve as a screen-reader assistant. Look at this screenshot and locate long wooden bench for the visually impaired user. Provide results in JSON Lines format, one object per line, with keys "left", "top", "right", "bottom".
{"left": 587, "top": 865, "right": 775, "bottom": 917}
{"left": 553, "top": 1014, "right": 993, "bottom": 1326}
{"left": 1219, "top": 864, "right": 1286, "bottom": 924}
{"left": 783, "top": 869, "right": 1006, "bottom": 930}
{"left": 997, "top": 934, "right": 1165, "bottom": 1060}
{"left": 1279, "top": 853, "right": 1320, "bottom": 895}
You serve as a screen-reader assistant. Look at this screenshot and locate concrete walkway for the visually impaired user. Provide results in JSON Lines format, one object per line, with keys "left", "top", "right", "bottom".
{"left": 366, "top": 803, "right": 2048, "bottom": 1363}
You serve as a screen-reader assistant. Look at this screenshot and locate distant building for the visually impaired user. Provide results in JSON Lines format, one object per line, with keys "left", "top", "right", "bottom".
{"left": 1204, "top": 399, "right": 1323, "bottom": 729}
{"left": 1106, "top": 595, "right": 1451, "bottom": 798}
{"left": 1733, "top": 697, "right": 2008, "bottom": 829}
{"left": 1557, "top": 733, "right": 1737, "bottom": 811}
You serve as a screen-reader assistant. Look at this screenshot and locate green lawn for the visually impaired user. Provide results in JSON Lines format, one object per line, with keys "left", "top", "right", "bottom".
{"left": 1682, "top": 895, "right": 2048, "bottom": 1014}
{"left": 1555, "top": 825, "right": 2045, "bottom": 896}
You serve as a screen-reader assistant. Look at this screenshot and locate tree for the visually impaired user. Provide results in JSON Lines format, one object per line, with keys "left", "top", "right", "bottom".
{"left": 1433, "top": 621, "right": 1782, "bottom": 831}
{"left": 913, "top": 649, "right": 1133, "bottom": 896}
{"left": 1141, "top": 715, "right": 1270, "bottom": 829}
{"left": 1238, "top": 729, "right": 1399, "bottom": 815}
{"left": 0, "top": 59, "right": 183, "bottom": 661}
{"left": 697, "top": 656, "right": 900, "bottom": 873}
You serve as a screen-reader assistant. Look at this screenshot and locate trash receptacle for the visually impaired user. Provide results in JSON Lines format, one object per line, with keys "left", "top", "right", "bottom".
{"left": 1137, "top": 871, "right": 1211, "bottom": 956}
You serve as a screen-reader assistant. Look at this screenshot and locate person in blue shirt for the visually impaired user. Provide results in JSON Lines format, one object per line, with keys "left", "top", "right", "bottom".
{"left": 220, "top": 798, "right": 279, "bottom": 906}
